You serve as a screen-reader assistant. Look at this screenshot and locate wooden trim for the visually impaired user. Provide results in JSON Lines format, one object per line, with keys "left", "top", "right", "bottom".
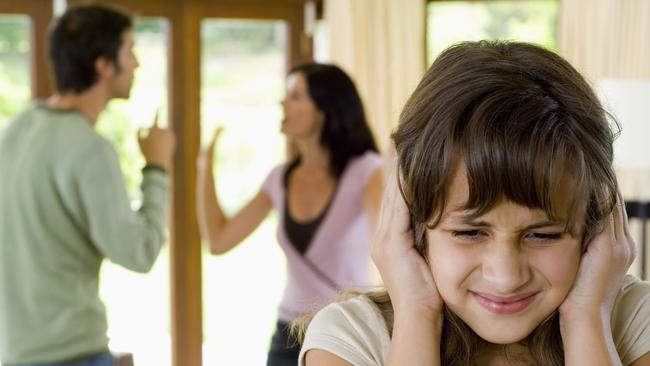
{"left": 167, "top": 1, "right": 203, "bottom": 365}
{"left": 68, "top": 1, "right": 205, "bottom": 366}
{"left": 197, "top": 1, "right": 312, "bottom": 69}
{"left": 63, "top": 3, "right": 313, "bottom": 366}
{"left": 0, "top": 0, "right": 53, "bottom": 98}
{"left": 29, "top": 2, "right": 52, "bottom": 98}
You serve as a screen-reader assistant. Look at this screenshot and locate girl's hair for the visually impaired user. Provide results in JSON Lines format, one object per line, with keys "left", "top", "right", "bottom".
{"left": 393, "top": 41, "right": 618, "bottom": 365}
{"left": 289, "top": 63, "right": 378, "bottom": 178}
{"left": 295, "top": 41, "right": 619, "bottom": 365}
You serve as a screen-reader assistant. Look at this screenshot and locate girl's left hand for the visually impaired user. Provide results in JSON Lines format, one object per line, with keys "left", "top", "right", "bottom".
{"left": 559, "top": 192, "right": 637, "bottom": 318}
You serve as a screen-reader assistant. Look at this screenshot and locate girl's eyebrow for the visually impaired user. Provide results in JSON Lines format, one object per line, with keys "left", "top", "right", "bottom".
{"left": 444, "top": 214, "right": 565, "bottom": 230}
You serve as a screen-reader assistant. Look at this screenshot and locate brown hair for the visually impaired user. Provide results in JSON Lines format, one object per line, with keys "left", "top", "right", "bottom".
{"left": 295, "top": 41, "right": 618, "bottom": 365}
{"left": 392, "top": 41, "right": 618, "bottom": 365}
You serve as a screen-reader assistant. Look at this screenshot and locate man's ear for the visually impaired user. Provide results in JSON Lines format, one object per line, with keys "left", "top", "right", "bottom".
{"left": 94, "top": 56, "right": 115, "bottom": 80}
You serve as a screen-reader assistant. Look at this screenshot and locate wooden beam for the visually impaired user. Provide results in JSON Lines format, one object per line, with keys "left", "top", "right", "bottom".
{"left": 29, "top": 1, "right": 53, "bottom": 98}
{"left": 0, "top": 0, "right": 53, "bottom": 98}
{"left": 167, "top": 1, "right": 203, "bottom": 365}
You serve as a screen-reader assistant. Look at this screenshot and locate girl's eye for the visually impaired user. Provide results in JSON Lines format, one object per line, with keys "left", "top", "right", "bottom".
{"left": 452, "top": 230, "right": 485, "bottom": 240}
{"left": 526, "top": 232, "right": 563, "bottom": 242}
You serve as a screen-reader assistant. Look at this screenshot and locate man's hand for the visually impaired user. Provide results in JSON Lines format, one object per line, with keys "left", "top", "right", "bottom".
{"left": 138, "top": 110, "right": 176, "bottom": 171}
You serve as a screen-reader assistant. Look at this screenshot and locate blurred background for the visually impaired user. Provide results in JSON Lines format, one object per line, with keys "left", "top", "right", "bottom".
{"left": 1, "top": 0, "right": 648, "bottom": 365}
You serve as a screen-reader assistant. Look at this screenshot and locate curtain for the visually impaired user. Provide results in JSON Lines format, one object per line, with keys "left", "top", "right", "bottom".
{"left": 559, "top": 0, "right": 650, "bottom": 82}
{"left": 324, "top": 0, "right": 426, "bottom": 152}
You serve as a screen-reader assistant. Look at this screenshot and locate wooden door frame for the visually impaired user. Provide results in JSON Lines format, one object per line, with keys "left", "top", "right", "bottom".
{"left": 0, "top": 0, "right": 53, "bottom": 98}
{"left": 67, "top": 1, "right": 311, "bottom": 365}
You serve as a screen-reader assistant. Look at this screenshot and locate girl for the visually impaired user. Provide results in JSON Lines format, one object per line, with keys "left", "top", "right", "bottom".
{"left": 299, "top": 41, "right": 650, "bottom": 366}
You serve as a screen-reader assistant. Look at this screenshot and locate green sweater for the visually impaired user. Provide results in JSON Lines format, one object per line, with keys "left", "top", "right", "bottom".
{"left": 0, "top": 103, "right": 169, "bottom": 364}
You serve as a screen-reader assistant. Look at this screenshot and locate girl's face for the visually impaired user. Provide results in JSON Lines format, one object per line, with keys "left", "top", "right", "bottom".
{"left": 426, "top": 162, "right": 583, "bottom": 344}
{"left": 280, "top": 72, "right": 324, "bottom": 140}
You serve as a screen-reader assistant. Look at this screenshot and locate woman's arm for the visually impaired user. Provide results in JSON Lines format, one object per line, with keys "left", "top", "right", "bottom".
{"left": 363, "top": 168, "right": 385, "bottom": 285}
{"left": 196, "top": 129, "right": 273, "bottom": 254}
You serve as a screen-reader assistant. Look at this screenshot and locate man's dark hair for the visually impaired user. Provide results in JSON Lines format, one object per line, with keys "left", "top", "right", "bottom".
{"left": 49, "top": 5, "right": 133, "bottom": 93}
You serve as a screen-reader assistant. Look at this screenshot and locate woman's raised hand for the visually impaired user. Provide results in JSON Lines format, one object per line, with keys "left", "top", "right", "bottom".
{"left": 371, "top": 167, "right": 444, "bottom": 318}
{"left": 560, "top": 192, "right": 637, "bottom": 318}
{"left": 197, "top": 127, "right": 224, "bottom": 172}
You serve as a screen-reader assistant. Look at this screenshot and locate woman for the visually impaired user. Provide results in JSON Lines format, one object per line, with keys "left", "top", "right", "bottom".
{"left": 299, "top": 41, "right": 650, "bottom": 365}
{"left": 196, "top": 62, "right": 383, "bottom": 366}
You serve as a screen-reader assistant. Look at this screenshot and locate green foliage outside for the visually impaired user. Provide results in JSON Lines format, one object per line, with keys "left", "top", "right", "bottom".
{"left": 0, "top": 16, "right": 30, "bottom": 129}
{"left": 427, "top": 0, "right": 558, "bottom": 66}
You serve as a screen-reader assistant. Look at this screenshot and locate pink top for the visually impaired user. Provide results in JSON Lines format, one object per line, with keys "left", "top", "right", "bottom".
{"left": 262, "top": 151, "right": 383, "bottom": 321}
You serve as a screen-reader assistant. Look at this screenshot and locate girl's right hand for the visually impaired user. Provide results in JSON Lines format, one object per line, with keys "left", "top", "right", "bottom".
{"left": 371, "top": 167, "right": 444, "bottom": 318}
{"left": 197, "top": 127, "right": 223, "bottom": 172}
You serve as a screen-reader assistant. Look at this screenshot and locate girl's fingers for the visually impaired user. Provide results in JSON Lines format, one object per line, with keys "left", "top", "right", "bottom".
{"left": 391, "top": 175, "right": 411, "bottom": 235}
{"left": 618, "top": 192, "right": 632, "bottom": 238}
{"left": 612, "top": 192, "right": 625, "bottom": 245}
{"left": 377, "top": 166, "right": 410, "bottom": 236}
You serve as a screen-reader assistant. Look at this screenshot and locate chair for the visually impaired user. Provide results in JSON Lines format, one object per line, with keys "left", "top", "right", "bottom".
{"left": 625, "top": 201, "right": 649, "bottom": 280}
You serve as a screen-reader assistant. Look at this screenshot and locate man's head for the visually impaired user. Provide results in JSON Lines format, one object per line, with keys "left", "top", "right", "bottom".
{"left": 49, "top": 4, "right": 137, "bottom": 97}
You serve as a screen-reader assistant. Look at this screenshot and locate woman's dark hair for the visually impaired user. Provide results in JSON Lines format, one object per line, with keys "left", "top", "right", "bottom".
{"left": 49, "top": 4, "right": 133, "bottom": 93}
{"left": 289, "top": 63, "right": 378, "bottom": 178}
{"left": 390, "top": 41, "right": 618, "bottom": 365}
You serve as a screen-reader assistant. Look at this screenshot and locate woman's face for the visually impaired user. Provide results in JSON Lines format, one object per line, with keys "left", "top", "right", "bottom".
{"left": 280, "top": 72, "right": 324, "bottom": 140}
{"left": 426, "top": 162, "right": 583, "bottom": 344}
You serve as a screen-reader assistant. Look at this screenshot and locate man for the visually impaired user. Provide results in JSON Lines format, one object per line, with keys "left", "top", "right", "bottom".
{"left": 0, "top": 5, "right": 175, "bottom": 366}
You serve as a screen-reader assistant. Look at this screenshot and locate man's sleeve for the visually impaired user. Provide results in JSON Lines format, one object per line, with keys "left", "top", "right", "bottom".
{"left": 76, "top": 140, "right": 169, "bottom": 273}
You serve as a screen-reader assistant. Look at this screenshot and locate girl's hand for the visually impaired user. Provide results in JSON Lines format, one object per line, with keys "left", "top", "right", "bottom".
{"left": 559, "top": 192, "right": 637, "bottom": 319}
{"left": 197, "top": 127, "right": 223, "bottom": 172}
{"left": 371, "top": 167, "right": 444, "bottom": 318}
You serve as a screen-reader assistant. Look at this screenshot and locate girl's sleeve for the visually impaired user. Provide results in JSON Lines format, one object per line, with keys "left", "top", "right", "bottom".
{"left": 612, "top": 276, "right": 650, "bottom": 365}
{"left": 299, "top": 296, "right": 390, "bottom": 366}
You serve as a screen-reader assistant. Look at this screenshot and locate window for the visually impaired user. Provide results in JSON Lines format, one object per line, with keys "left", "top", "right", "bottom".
{"left": 95, "top": 18, "right": 172, "bottom": 366}
{"left": 0, "top": 15, "right": 30, "bottom": 128}
{"left": 200, "top": 19, "right": 287, "bottom": 365}
{"left": 427, "top": 1, "right": 558, "bottom": 65}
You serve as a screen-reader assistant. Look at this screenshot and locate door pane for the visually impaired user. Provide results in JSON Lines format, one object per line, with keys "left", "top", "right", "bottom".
{"left": 95, "top": 18, "right": 171, "bottom": 366}
{"left": 201, "top": 19, "right": 287, "bottom": 365}
{"left": 427, "top": 1, "right": 558, "bottom": 65}
{"left": 0, "top": 15, "right": 30, "bottom": 128}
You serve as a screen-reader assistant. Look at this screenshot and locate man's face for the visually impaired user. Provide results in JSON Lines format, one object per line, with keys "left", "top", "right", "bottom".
{"left": 109, "top": 30, "right": 138, "bottom": 99}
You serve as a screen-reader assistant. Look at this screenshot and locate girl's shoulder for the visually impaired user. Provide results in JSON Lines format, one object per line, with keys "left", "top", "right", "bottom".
{"left": 299, "top": 295, "right": 390, "bottom": 365}
{"left": 611, "top": 275, "right": 650, "bottom": 365}
{"left": 614, "top": 275, "right": 650, "bottom": 312}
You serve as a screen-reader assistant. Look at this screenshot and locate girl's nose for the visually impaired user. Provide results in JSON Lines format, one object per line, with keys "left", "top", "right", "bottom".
{"left": 481, "top": 243, "right": 532, "bottom": 294}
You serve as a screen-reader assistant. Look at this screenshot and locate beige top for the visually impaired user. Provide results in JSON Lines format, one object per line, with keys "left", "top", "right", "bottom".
{"left": 299, "top": 275, "right": 650, "bottom": 366}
